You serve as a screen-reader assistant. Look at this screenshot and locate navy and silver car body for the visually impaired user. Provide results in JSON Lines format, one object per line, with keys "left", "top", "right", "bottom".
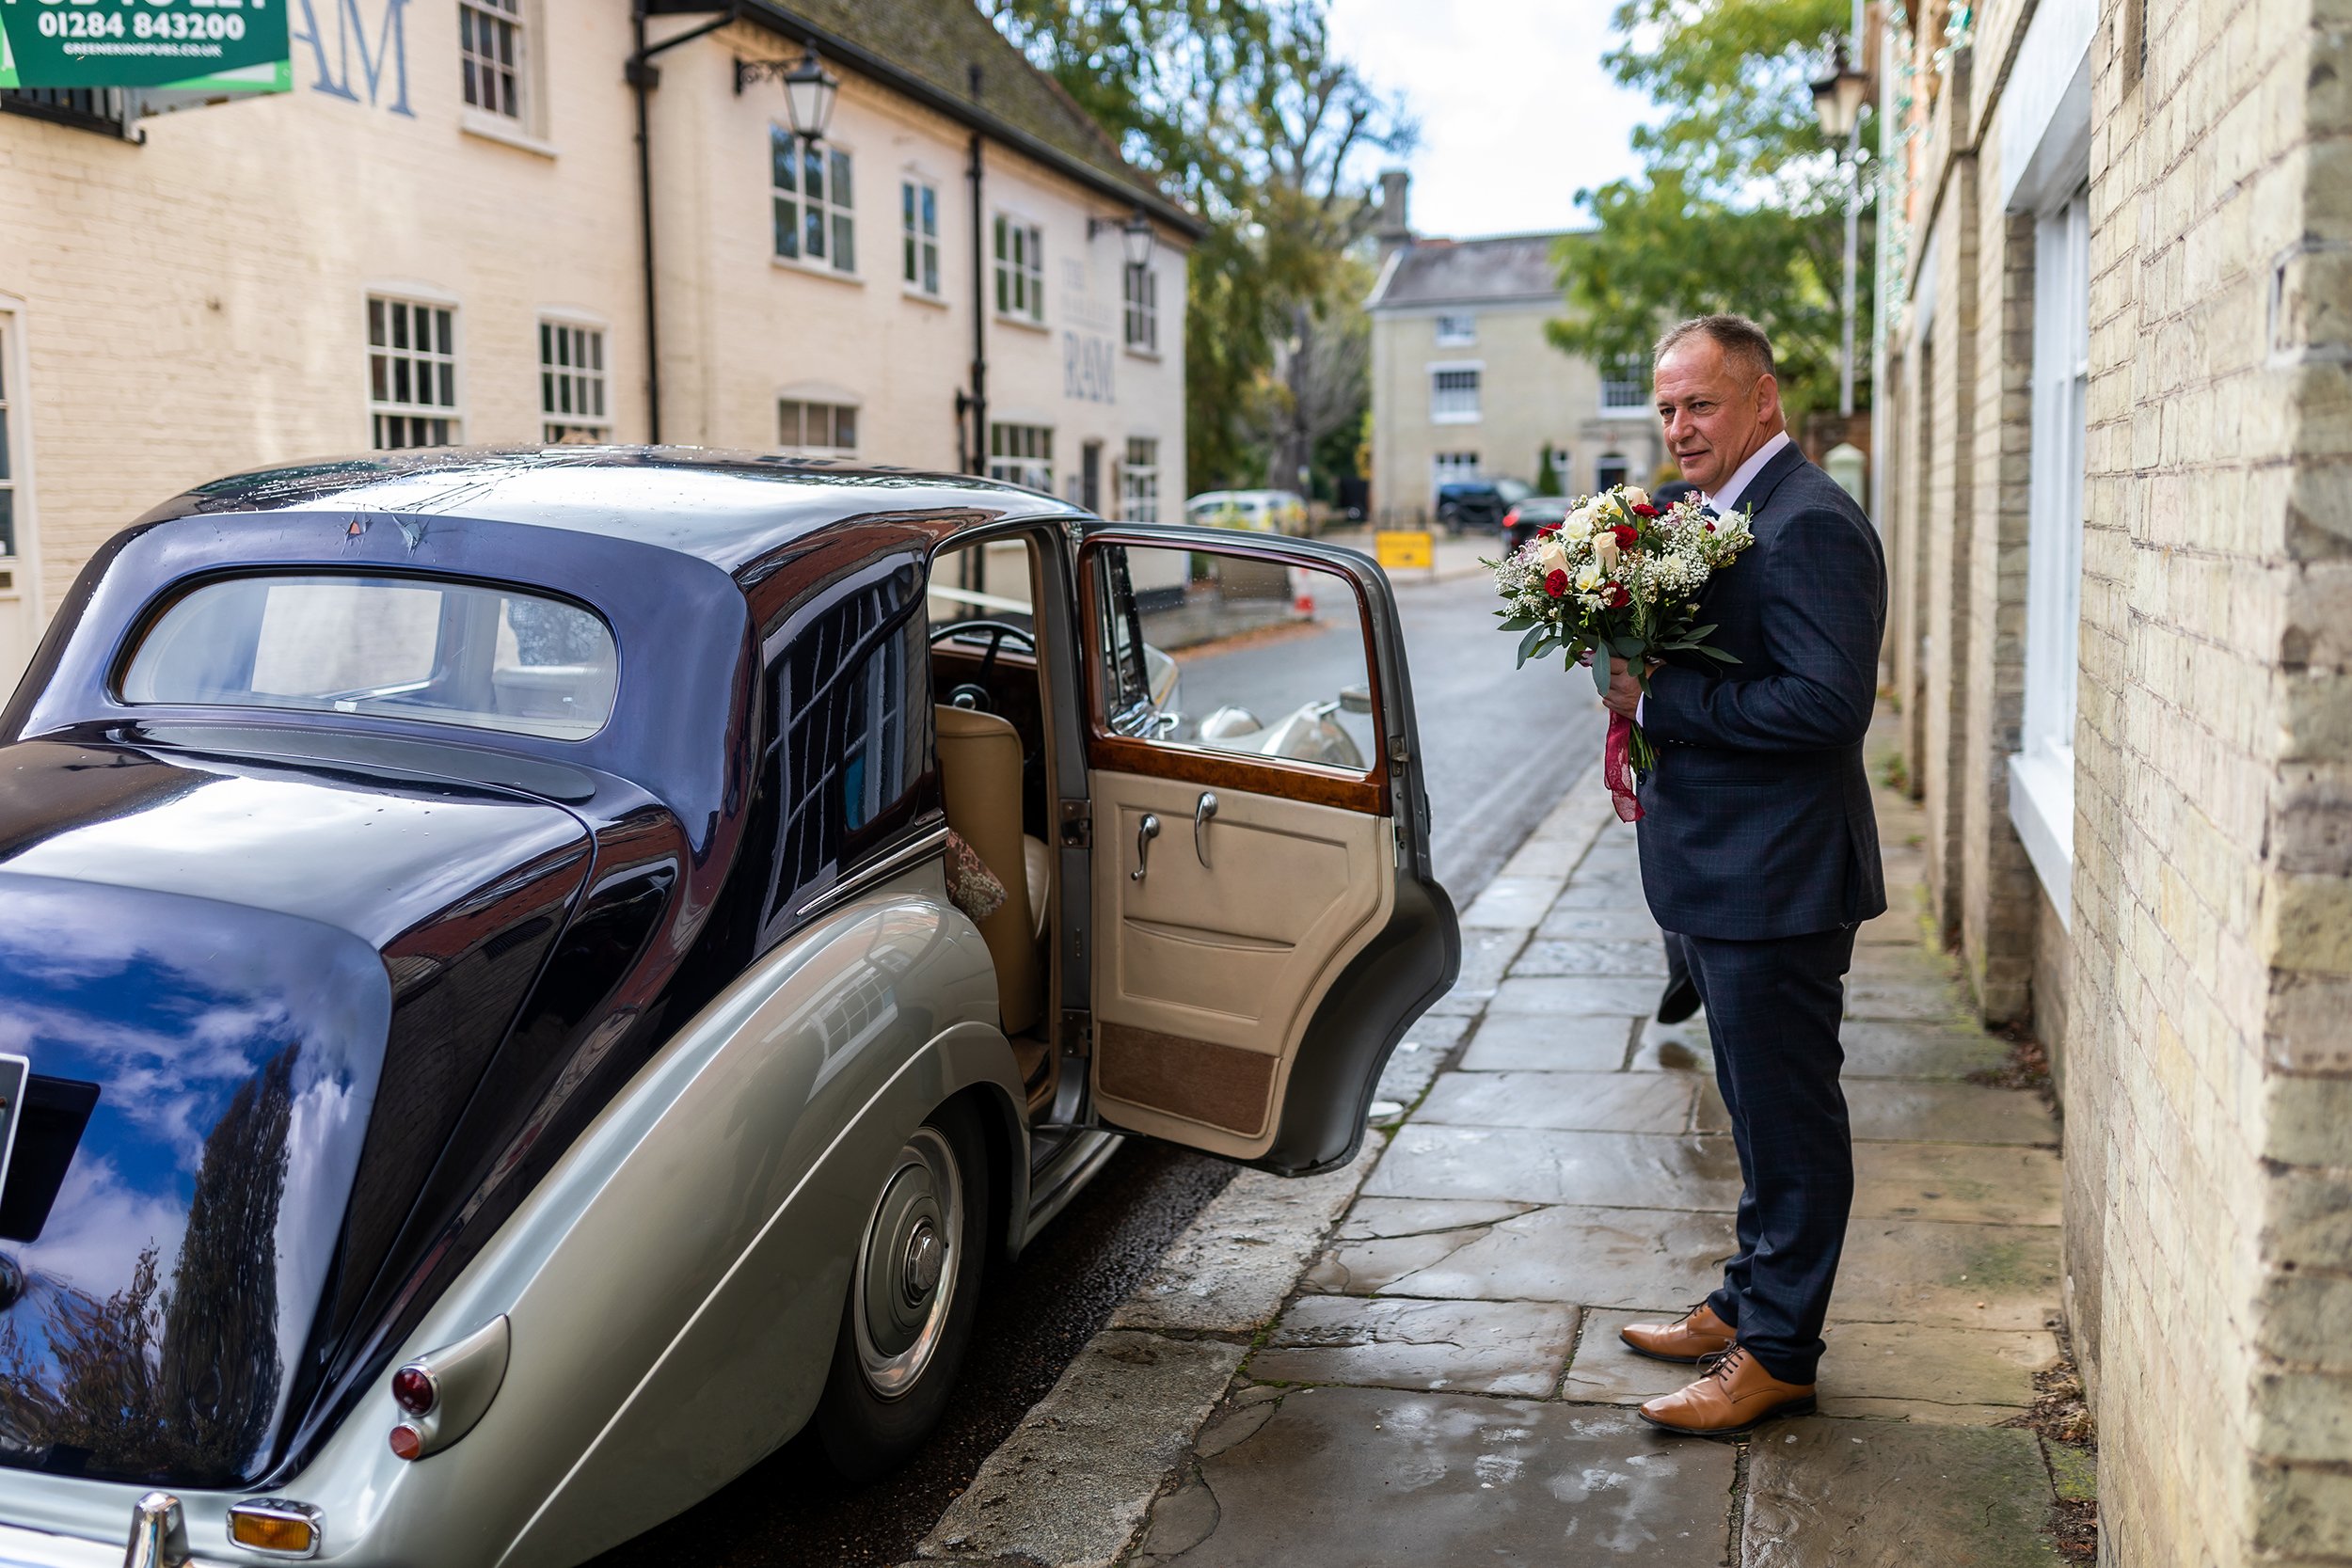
{"left": 0, "top": 448, "right": 1456, "bottom": 1566}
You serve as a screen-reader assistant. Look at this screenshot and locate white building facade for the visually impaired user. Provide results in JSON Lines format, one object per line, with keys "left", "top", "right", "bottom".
{"left": 0, "top": 0, "right": 1195, "bottom": 688}
{"left": 1364, "top": 171, "right": 1658, "bottom": 526}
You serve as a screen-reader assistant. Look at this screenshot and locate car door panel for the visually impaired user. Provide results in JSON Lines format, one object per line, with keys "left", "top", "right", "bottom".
{"left": 1089, "top": 768, "right": 1393, "bottom": 1156}
{"left": 1075, "top": 526, "right": 1459, "bottom": 1175}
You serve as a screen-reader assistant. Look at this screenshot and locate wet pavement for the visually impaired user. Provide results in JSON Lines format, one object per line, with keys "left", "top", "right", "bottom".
{"left": 1087, "top": 707, "right": 2081, "bottom": 1565}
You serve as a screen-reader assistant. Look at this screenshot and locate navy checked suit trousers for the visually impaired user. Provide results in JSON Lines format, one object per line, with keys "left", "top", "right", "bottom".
{"left": 1684, "top": 926, "right": 1856, "bottom": 1384}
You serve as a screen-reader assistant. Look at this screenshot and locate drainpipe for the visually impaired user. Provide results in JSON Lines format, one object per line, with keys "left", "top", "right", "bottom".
{"left": 961, "top": 70, "right": 989, "bottom": 477}
{"left": 629, "top": 3, "right": 740, "bottom": 444}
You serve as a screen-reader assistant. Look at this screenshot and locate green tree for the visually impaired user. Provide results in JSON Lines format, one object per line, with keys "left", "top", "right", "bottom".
{"left": 985, "top": 0, "right": 1413, "bottom": 493}
{"left": 1549, "top": 0, "right": 1871, "bottom": 420}
{"left": 1534, "top": 441, "right": 1562, "bottom": 497}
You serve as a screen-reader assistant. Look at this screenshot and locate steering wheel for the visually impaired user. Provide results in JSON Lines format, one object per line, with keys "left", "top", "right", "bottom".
{"left": 930, "top": 619, "right": 1038, "bottom": 712}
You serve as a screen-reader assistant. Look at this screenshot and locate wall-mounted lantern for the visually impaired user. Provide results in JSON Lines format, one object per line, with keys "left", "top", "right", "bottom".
{"left": 736, "top": 45, "right": 839, "bottom": 146}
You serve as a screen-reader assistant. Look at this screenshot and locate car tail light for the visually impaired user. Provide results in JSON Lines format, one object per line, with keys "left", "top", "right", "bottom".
{"left": 1502, "top": 508, "right": 1520, "bottom": 529}
{"left": 384, "top": 1315, "right": 511, "bottom": 1463}
{"left": 390, "top": 1364, "right": 436, "bottom": 1416}
{"left": 228, "top": 1498, "right": 323, "bottom": 1559}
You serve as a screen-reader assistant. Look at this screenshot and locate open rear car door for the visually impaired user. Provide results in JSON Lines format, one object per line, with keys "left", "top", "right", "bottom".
{"left": 1076, "top": 526, "right": 1460, "bottom": 1175}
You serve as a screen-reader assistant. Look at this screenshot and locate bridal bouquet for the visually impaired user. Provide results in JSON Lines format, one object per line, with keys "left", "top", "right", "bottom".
{"left": 1488, "top": 483, "right": 1754, "bottom": 820}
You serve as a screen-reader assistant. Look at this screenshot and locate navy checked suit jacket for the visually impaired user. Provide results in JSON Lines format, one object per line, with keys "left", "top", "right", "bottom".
{"left": 1635, "top": 442, "right": 1889, "bottom": 940}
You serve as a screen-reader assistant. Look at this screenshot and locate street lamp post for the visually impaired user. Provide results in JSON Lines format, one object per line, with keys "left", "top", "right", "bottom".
{"left": 1812, "top": 13, "right": 1871, "bottom": 420}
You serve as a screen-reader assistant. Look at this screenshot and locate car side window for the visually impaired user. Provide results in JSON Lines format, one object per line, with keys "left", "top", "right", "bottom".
{"left": 760, "top": 562, "right": 930, "bottom": 929}
{"left": 1089, "top": 542, "right": 1378, "bottom": 772}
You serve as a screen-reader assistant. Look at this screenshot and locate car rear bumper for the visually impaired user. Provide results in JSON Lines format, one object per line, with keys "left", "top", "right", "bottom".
{"left": 0, "top": 1519, "right": 170, "bottom": 1568}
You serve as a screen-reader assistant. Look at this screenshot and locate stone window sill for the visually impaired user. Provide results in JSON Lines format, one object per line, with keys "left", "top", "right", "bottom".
{"left": 2007, "top": 745, "right": 2074, "bottom": 929}
{"left": 461, "top": 108, "right": 556, "bottom": 159}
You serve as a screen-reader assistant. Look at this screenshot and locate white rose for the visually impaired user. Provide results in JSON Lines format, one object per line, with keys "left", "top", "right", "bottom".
{"left": 1595, "top": 532, "right": 1621, "bottom": 574}
{"left": 1574, "top": 562, "right": 1604, "bottom": 594}
{"left": 1567, "top": 504, "right": 1598, "bottom": 538}
{"left": 1619, "top": 484, "right": 1650, "bottom": 510}
{"left": 1533, "top": 537, "right": 1569, "bottom": 576}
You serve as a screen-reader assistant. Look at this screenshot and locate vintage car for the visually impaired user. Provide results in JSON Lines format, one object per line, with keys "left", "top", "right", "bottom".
{"left": 0, "top": 448, "right": 1457, "bottom": 1567}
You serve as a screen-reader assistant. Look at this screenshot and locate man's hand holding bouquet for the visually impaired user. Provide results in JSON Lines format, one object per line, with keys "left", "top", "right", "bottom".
{"left": 1487, "top": 483, "right": 1754, "bottom": 820}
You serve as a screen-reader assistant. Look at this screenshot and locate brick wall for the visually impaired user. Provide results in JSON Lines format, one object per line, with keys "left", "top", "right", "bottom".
{"left": 1957, "top": 187, "right": 2041, "bottom": 1027}
{"left": 2070, "top": 0, "right": 2352, "bottom": 1559}
{"left": 1919, "top": 70, "right": 1979, "bottom": 948}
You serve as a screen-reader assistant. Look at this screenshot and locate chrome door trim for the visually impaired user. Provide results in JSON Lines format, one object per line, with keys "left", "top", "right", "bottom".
{"left": 793, "top": 823, "right": 951, "bottom": 927}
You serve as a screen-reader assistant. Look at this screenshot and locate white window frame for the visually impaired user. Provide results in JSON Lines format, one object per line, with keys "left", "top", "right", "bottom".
{"left": 1429, "top": 362, "right": 1482, "bottom": 424}
{"left": 1431, "top": 451, "right": 1481, "bottom": 502}
{"left": 1119, "top": 436, "right": 1160, "bottom": 523}
{"left": 2009, "top": 182, "right": 2091, "bottom": 928}
{"left": 456, "top": 0, "right": 553, "bottom": 153}
{"left": 1122, "top": 262, "right": 1159, "bottom": 356}
{"left": 993, "top": 214, "right": 1045, "bottom": 325}
{"left": 459, "top": 0, "right": 524, "bottom": 120}
{"left": 901, "top": 176, "right": 942, "bottom": 299}
{"left": 0, "top": 298, "right": 38, "bottom": 615}
{"left": 989, "top": 421, "right": 1053, "bottom": 491}
{"left": 778, "top": 396, "right": 860, "bottom": 457}
{"left": 1599, "top": 356, "right": 1648, "bottom": 415}
{"left": 1434, "top": 312, "right": 1476, "bottom": 345}
{"left": 366, "top": 290, "right": 463, "bottom": 451}
{"left": 773, "top": 130, "right": 858, "bottom": 277}
{"left": 537, "top": 313, "right": 609, "bottom": 443}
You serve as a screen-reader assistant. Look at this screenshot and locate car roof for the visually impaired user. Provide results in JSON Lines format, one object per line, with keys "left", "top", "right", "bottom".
{"left": 144, "top": 446, "right": 1075, "bottom": 580}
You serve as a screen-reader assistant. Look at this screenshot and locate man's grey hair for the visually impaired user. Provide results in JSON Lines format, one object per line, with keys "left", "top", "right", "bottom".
{"left": 1654, "top": 314, "right": 1777, "bottom": 381}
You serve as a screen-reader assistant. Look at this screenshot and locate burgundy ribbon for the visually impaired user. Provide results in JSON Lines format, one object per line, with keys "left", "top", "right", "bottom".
{"left": 1604, "top": 712, "right": 1644, "bottom": 822}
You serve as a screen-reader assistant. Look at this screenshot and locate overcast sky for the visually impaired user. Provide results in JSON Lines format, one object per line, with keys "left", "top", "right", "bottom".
{"left": 1326, "top": 0, "right": 1653, "bottom": 241}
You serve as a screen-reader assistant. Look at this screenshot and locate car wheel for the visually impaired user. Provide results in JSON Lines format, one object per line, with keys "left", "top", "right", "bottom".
{"left": 814, "top": 1101, "right": 991, "bottom": 1481}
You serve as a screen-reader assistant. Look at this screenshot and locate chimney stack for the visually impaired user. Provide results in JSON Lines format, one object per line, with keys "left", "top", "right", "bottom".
{"left": 1376, "top": 168, "right": 1411, "bottom": 259}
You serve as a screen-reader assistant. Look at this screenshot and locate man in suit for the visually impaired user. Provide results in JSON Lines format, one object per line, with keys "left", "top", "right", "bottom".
{"left": 1603, "top": 315, "right": 1887, "bottom": 1436}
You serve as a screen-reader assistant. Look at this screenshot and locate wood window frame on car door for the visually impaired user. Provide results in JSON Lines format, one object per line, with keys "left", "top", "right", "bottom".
{"left": 1075, "top": 529, "right": 1392, "bottom": 817}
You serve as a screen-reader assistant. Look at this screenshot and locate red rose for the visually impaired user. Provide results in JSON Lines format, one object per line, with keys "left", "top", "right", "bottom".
{"left": 1537, "top": 523, "right": 1562, "bottom": 537}
{"left": 1631, "top": 503, "right": 1660, "bottom": 518}
{"left": 1544, "top": 569, "right": 1569, "bottom": 597}
{"left": 1611, "top": 524, "right": 1639, "bottom": 549}
{"left": 1704, "top": 520, "right": 1716, "bottom": 532}
{"left": 1604, "top": 583, "right": 1631, "bottom": 608}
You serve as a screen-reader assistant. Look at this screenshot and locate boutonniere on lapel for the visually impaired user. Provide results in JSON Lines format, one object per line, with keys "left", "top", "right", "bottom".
{"left": 1486, "top": 484, "right": 1754, "bottom": 819}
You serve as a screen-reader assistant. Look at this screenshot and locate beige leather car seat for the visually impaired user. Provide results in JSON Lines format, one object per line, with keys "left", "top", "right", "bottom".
{"left": 935, "top": 705, "right": 1046, "bottom": 1036}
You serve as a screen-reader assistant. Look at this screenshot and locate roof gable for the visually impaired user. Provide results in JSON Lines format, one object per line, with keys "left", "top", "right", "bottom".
{"left": 1368, "top": 233, "right": 1576, "bottom": 309}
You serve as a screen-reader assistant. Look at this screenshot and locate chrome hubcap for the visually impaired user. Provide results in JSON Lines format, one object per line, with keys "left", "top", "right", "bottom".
{"left": 852, "top": 1126, "right": 962, "bottom": 1400}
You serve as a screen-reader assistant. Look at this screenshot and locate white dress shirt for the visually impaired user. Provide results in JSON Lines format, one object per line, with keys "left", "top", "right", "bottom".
{"left": 1636, "top": 429, "right": 1791, "bottom": 725}
{"left": 1701, "top": 429, "right": 1792, "bottom": 515}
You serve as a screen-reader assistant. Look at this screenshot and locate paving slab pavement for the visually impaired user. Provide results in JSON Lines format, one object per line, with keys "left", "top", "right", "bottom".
{"left": 906, "top": 715, "right": 2085, "bottom": 1566}
{"left": 1135, "top": 1387, "right": 1738, "bottom": 1566}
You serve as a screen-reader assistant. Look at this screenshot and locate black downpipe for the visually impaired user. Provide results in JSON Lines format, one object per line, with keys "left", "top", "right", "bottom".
{"left": 964, "top": 70, "right": 988, "bottom": 477}
{"left": 629, "top": 4, "right": 741, "bottom": 445}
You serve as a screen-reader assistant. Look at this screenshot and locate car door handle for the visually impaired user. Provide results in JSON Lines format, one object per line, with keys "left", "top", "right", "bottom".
{"left": 1131, "top": 814, "right": 1160, "bottom": 881}
{"left": 1193, "top": 792, "right": 1217, "bottom": 867}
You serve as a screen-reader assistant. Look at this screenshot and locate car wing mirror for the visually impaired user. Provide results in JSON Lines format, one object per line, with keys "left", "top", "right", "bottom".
{"left": 1338, "top": 683, "right": 1374, "bottom": 715}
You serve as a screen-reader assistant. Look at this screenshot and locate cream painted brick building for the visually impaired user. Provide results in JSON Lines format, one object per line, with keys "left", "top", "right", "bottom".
{"left": 1876, "top": 0, "right": 2352, "bottom": 1559}
{"left": 0, "top": 0, "right": 1194, "bottom": 689}
{"left": 1364, "top": 171, "right": 1659, "bottom": 528}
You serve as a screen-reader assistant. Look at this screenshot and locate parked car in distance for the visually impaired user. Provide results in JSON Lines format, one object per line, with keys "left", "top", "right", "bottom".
{"left": 0, "top": 447, "right": 1458, "bottom": 1568}
{"left": 1434, "top": 478, "right": 1531, "bottom": 536}
{"left": 1501, "top": 495, "right": 1574, "bottom": 555}
{"left": 1184, "top": 488, "right": 1311, "bottom": 536}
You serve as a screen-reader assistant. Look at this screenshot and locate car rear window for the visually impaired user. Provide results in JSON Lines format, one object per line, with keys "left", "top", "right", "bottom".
{"left": 120, "top": 573, "right": 618, "bottom": 740}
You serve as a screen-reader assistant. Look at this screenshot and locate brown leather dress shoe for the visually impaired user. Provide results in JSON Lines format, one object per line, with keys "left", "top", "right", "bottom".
{"left": 1618, "top": 1302, "right": 1737, "bottom": 1364}
{"left": 1637, "top": 1346, "right": 1817, "bottom": 1437}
